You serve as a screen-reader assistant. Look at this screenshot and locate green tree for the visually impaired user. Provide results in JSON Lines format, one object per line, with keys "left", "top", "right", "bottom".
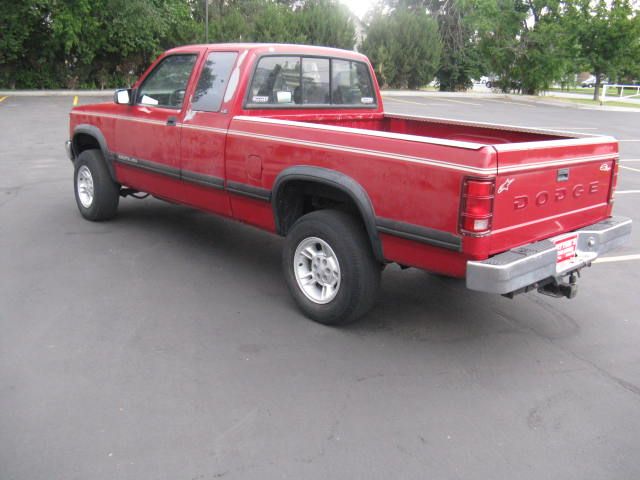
{"left": 0, "top": 0, "right": 200, "bottom": 89}
{"left": 516, "top": 11, "right": 575, "bottom": 95}
{"left": 567, "top": 0, "right": 640, "bottom": 100}
{"left": 0, "top": 1, "right": 62, "bottom": 88}
{"left": 296, "top": 0, "right": 356, "bottom": 49}
{"left": 252, "top": 2, "right": 300, "bottom": 43}
{"left": 428, "top": 0, "right": 481, "bottom": 91}
{"left": 89, "top": 0, "right": 198, "bottom": 88}
{"left": 475, "top": 0, "right": 575, "bottom": 94}
{"left": 362, "top": 7, "right": 442, "bottom": 89}
{"left": 205, "top": 0, "right": 353, "bottom": 47}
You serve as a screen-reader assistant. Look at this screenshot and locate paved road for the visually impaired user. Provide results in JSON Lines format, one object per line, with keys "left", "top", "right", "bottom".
{"left": 1, "top": 94, "right": 639, "bottom": 480}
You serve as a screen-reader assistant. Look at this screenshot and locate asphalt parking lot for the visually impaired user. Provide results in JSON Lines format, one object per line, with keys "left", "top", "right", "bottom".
{"left": 1, "top": 94, "right": 639, "bottom": 480}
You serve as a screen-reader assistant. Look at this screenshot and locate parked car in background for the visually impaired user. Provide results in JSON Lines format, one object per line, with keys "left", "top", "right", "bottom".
{"left": 581, "top": 75, "right": 609, "bottom": 88}
{"left": 473, "top": 76, "right": 490, "bottom": 85}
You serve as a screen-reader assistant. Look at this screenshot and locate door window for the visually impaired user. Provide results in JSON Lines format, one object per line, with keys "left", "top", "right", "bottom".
{"left": 137, "top": 54, "right": 197, "bottom": 109}
{"left": 191, "top": 51, "right": 238, "bottom": 112}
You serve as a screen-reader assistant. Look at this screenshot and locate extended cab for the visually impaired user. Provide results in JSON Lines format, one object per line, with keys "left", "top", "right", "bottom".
{"left": 66, "top": 44, "right": 632, "bottom": 324}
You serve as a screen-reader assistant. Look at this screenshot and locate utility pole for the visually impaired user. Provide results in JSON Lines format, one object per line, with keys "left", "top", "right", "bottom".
{"left": 205, "top": 0, "right": 209, "bottom": 43}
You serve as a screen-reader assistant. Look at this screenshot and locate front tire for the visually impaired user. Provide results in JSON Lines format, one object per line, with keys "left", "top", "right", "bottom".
{"left": 73, "top": 149, "right": 119, "bottom": 221}
{"left": 283, "top": 210, "right": 381, "bottom": 325}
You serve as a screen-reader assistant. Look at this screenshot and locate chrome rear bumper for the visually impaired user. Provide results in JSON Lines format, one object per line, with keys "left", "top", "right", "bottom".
{"left": 466, "top": 216, "right": 632, "bottom": 295}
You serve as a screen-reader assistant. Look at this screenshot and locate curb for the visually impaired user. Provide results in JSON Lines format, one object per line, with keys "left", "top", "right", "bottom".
{"left": 516, "top": 94, "right": 640, "bottom": 112}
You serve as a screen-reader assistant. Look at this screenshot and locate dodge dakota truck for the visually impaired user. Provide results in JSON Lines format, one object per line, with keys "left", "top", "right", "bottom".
{"left": 66, "top": 43, "right": 632, "bottom": 325}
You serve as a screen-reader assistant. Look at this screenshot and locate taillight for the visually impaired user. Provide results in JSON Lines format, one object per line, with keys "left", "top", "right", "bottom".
{"left": 459, "top": 177, "right": 495, "bottom": 236}
{"left": 608, "top": 158, "right": 619, "bottom": 203}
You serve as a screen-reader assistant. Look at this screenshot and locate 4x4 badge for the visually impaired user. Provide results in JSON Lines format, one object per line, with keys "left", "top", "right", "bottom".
{"left": 600, "top": 163, "right": 612, "bottom": 172}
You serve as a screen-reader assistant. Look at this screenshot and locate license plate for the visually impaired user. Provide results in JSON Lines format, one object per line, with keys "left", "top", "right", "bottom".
{"left": 553, "top": 233, "right": 578, "bottom": 268}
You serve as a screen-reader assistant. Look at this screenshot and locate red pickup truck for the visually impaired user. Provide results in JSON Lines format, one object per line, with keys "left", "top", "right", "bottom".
{"left": 66, "top": 43, "right": 631, "bottom": 325}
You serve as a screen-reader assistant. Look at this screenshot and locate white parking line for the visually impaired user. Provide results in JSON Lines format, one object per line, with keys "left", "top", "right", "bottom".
{"left": 438, "top": 98, "right": 482, "bottom": 106}
{"left": 481, "top": 98, "right": 534, "bottom": 108}
{"left": 620, "top": 159, "right": 640, "bottom": 162}
{"left": 619, "top": 139, "right": 640, "bottom": 143}
{"left": 621, "top": 165, "right": 640, "bottom": 173}
{"left": 615, "top": 190, "right": 640, "bottom": 194}
{"left": 384, "top": 97, "right": 448, "bottom": 107}
{"left": 386, "top": 96, "right": 483, "bottom": 107}
{"left": 528, "top": 126, "right": 597, "bottom": 129}
{"left": 594, "top": 254, "right": 640, "bottom": 264}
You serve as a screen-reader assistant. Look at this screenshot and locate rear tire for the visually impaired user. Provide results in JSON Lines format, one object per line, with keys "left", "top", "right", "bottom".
{"left": 73, "top": 149, "right": 119, "bottom": 221}
{"left": 282, "top": 210, "right": 381, "bottom": 325}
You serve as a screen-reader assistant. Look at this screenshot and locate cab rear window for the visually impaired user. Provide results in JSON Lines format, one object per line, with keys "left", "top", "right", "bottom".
{"left": 246, "top": 56, "right": 376, "bottom": 108}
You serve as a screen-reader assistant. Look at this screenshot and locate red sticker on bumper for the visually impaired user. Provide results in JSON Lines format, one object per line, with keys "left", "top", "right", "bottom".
{"left": 554, "top": 234, "right": 578, "bottom": 265}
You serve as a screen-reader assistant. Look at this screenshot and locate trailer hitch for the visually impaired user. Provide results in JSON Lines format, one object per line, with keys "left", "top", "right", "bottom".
{"left": 538, "top": 272, "right": 579, "bottom": 299}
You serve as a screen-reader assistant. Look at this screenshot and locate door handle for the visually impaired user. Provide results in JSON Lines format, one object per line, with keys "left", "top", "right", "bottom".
{"left": 166, "top": 116, "right": 177, "bottom": 127}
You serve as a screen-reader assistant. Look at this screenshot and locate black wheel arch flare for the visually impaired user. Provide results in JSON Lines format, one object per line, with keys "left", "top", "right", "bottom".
{"left": 72, "top": 124, "right": 116, "bottom": 179}
{"left": 271, "top": 166, "right": 385, "bottom": 262}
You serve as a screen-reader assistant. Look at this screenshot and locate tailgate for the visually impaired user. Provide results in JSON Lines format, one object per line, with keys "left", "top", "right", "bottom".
{"left": 489, "top": 136, "right": 618, "bottom": 255}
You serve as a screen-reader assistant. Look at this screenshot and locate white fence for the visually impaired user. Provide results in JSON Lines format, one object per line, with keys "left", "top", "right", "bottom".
{"left": 602, "top": 84, "right": 640, "bottom": 102}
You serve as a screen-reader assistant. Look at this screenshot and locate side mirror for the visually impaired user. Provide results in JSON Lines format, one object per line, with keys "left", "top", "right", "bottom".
{"left": 114, "top": 88, "right": 133, "bottom": 105}
{"left": 171, "top": 89, "right": 186, "bottom": 107}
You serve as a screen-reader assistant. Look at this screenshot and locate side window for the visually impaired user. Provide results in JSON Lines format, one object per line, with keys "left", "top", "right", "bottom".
{"left": 247, "top": 56, "right": 300, "bottom": 105}
{"left": 331, "top": 59, "right": 376, "bottom": 105}
{"left": 137, "top": 54, "right": 197, "bottom": 109}
{"left": 191, "top": 51, "right": 238, "bottom": 112}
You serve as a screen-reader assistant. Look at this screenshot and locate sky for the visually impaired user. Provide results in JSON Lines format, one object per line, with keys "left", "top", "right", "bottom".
{"left": 340, "top": 0, "right": 377, "bottom": 19}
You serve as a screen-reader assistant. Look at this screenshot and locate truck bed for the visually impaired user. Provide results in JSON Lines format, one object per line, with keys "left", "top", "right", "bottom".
{"left": 232, "top": 112, "right": 618, "bottom": 272}
{"left": 302, "top": 113, "right": 574, "bottom": 145}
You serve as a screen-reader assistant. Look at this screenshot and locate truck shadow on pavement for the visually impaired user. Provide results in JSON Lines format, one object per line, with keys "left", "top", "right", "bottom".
{"left": 110, "top": 199, "right": 581, "bottom": 344}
